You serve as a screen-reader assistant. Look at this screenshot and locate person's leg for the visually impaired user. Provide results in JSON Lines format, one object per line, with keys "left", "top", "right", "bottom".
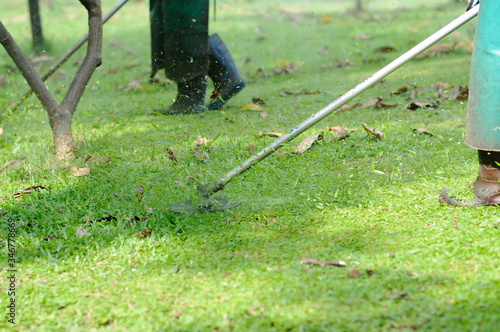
{"left": 150, "top": 0, "right": 209, "bottom": 114}
{"left": 440, "top": 0, "right": 500, "bottom": 206}
{"left": 207, "top": 33, "right": 246, "bottom": 110}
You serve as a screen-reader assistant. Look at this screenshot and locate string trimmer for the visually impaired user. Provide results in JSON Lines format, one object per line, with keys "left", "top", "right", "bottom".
{"left": 170, "top": 5, "right": 480, "bottom": 213}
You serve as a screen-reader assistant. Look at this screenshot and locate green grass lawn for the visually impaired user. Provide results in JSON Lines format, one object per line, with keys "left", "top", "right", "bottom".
{"left": 1, "top": 0, "right": 499, "bottom": 331}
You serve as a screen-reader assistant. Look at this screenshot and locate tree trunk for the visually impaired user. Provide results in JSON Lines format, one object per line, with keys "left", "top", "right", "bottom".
{"left": 28, "top": 0, "right": 45, "bottom": 54}
{"left": 50, "top": 107, "right": 75, "bottom": 159}
{"left": 0, "top": 0, "right": 102, "bottom": 160}
{"left": 356, "top": 0, "right": 362, "bottom": 11}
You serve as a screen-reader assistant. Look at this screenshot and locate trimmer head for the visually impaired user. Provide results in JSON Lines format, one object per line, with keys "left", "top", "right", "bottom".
{"left": 169, "top": 196, "right": 241, "bottom": 214}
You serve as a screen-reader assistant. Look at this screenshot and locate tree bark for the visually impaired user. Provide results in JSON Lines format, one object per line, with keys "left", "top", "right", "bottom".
{"left": 28, "top": 0, "right": 45, "bottom": 53}
{"left": 0, "top": 0, "right": 102, "bottom": 159}
{"left": 356, "top": 0, "right": 362, "bottom": 12}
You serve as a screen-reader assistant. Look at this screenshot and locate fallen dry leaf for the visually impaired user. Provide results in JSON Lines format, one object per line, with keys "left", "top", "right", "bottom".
{"left": 195, "top": 137, "right": 210, "bottom": 145}
{"left": 134, "top": 227, "right": 152, "bottom": 238}
{"left": 43, "top": 236, "right": 54, "bottom": 242}
{"left": 407, "top": 101, "right": 437, "bottom": 110}
{"left": 12, "top": 185, "right": 48, "bottom": 198}
{"left": 116, "top": 79, "right": 145, "bottom": 92}
{"left": 252, "top": 97, "right": 266, "bottom": 106}
{"left": 144, "top": 205, "right": 153, "bottom": 213}
{"left": 210, "top": 79, "right": 225, "bottom": 99}
{"left": 124, "top": 216, "right": 148, "bottom": 228}
{"left": 347, "top": 269, "right": 361, "bottom": 279}
{"left": 328, "top": 126, "right": 350, "bottom": 141}
{"left": 135, "top": 185, "right": 144, "bottom": 202}
{"left": 279, "top": 89, "right": 321, "bottom": 97}
{"left": 413, "top": 128, "right": 434, "bottom": 136}
{"left": 239, "top": 103, "right": 263, "bottom": 112}
{"left": 366, "top": 269, "right": 375, "bottom": 276}
{"left": 192, "top": 141, "right": 210, "bottom": 162}
{"left": 70, "top": 167, "right": 90, "bottom": 177}
{"left": 165, "top": 148, "right": 178, "bottom": 165}
{"left": 76, "top": 227, "right": 92, "bottom": 239}
{"left": 300, "top": 259, "right": 347, "bottom": 267}
{"left": 317, "top": 14, "right": 333, "bottom": 24}
{"left": 224, "top": 116, "right": 235, "bottom": 123}
{"left": 362, "top": 124, "right": 383, "bottom": 138}
{"left": 293, "top": 133, "right": 323, "bottom": 154}
{"left": 416, "top": 43, "right": 454, "bottom": 59}
{"left": 355, "top": 34, "right": 373, "bottom": 40}
{"left": 83, "top": 215, "right": 117, "bottom": 224}
{"left": 432, "top": 81, "right": 454, "bottom": 90}
{"left": 389, "top": 291, "right": 410, "bottom": 300}
{"left": 259, "top": 132, "right": 283, "bottom": 138}
{"left": 450, "top": 85, "right": 469, "bottom": 101}
{"left": 245, "top": 145, "right": 256, "bottom": 153}
{"left": 374, "top": 45, "right": 396, "bottom": 53}
{"left": 360, "top": 97, "right": 398, "bottom": 109}
{"left": 260, "top": 111, "right": 269, "bottom": 118}
{"left": 392, "top": 86, "right": 408, "bottom": 95}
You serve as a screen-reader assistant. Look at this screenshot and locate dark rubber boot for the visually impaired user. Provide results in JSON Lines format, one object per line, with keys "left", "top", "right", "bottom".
{"left": 207, "top": 33, "right": 246, "bottom": 110}
{"left": 159, "top": 75, "right": 207, "bottom": 115}
{"left": 439, "top": 150, "right": 500, "bottom": 206}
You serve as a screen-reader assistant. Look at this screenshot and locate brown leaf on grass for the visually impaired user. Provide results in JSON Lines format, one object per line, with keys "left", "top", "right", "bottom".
{"left": 165, "top": 148, "right": 178, "bottom": 165}
{"left": 252, "top": 97, "right": 266, "bottom": 106}
{"left": 134, "top": 227, "right": 152, "bottom": 238}
{"left": 0, "top": 158, "right": 25, "bottom": 173}
{"left": 12, "top": 185, "right": 48, "bottom": 198}
{"left": 260, "top": 111, "right": 269, "bottom": 118}
{"left": 413, "top": 128, "right": 434, "bottom": 136}
{"left": 116, "top": 79, "right": 145, "bottom": 92}
{"left": 192, "top": 145, "right": 210, "bottom": 162}
{"left": 392, "top": 86, "right": 408, "bottom": 95}
{"left": 322, "top": 60, "right": 354, "bottom": 70}
{"left": 149, "top": 76, "right": 169, "bottom": 85}
{"left": 355, "top": 34, "right": 373, "bottom": 40}
{"left": 83, "top": 215, "right": 117, "bottom": 224}
{"left": 362, "top": 124, "right": 383, "bottom": 138}
{"left": 374, "top": 46, "right": 396, "bottom": 53}
{"left": 360, "top": 97, "right": 398, "bottom": 109}
{"left": 365, "top": 269, "right": 375, "bottom": 276}
{"left": 245, "top": 145, "right": 256, "bottom": 153}
{"left": 407, "top": 101, "right": 437, "bottom": 110}
{"left": 76, "top": 227, "right": 92, "bottom": 239}
{"left": 293, "top": 133, "right": 323, "bottom": 154}
{"left": 210, "top": 79, "right": 225, "bottom": 99}
{"left": 225, "top": 116, "right": 235, "bottom": 123}
{"left": 328, "top": 126, "right": 350, "bottom": 141}
{"left": 271, "top": 63, "right": 299, "bottom": 76}
{"left": 347, "top": 269, "right": 361, "bottom": 279}
{"left": 317, "top": 14, "right": 333, "bottom": 24}
{"left": 389, "top": 291, "right": 409, "bottom": 299}
{"left": 259, "top": 132, "right": 283, "bottom": 138}
{"left": 195, "top": 137, "right": 210, "bottom": 145}
{"left": 135, "top": 186, "right": 144, "bottom": 202}
{"left": 144, "top": 205, "right": 153, "bottom": 213}
{"left": 300, "top": 259, "right": 347, "bottom": 267}
{"left": 432, "top": 81, "right": 454, "bottom": 90}
{"left": 450, "top": 85, "right": 469, "bottom": 101}
{"left": 409, "top": 89, "right": 419, "bottom": 100}
{"left": 415, "top": 43, "right": 454, "bottom": 59}
{"left": 124, "top": 216, "right": 148, "bottom": 228}
{"left": 279, "top": 89, "right": 321, "bottom": 97}
{"left": 70, "top": 166, "right": 90, "bottom": 177}
{"left": 239, "top": 103, "right": 263, "bottom": 112}
{"left": 43, "top": 236, "right": 54, "bottom": 242}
